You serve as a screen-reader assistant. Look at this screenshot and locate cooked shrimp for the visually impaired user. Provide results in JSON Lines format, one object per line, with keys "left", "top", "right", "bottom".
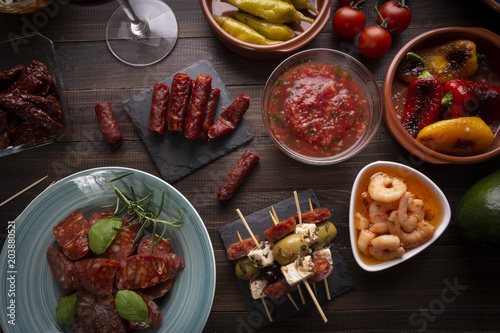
{"left": 397, "top": 192, "right": 426, "bottom": 233}
{"left": 368, "top": 221, "right": 391, "bottom": 234}
{"left": 354, "top": 212, "right": 370, "bottom": 230}
{"left": 357, "top": 229, "right": 376, "bottom": 256}
{"left": 368, "top": 234, "right": 405, "bottom": 260}
{"left": 368, "top": 173, "right": 407, "bottom": 203}
{"left": 369, "top": 200, "right": 399, "bottom": 224}
{"left": 388, "top": 211, "right": 436, "bottom": 249}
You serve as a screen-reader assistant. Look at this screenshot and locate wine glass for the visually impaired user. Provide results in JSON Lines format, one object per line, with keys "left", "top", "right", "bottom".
{"left": 106, "top": 0, "right": 178, "bottom": 66}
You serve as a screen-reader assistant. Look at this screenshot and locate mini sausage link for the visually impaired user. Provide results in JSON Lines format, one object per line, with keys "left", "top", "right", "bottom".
{"left": 208, "top": 92, "right": 249, "bottom": 139}
{"left": 94, "top": 102, "right": 123, "bottom": 147}
{"left": 148, "top": 82, "right": 170, "bottom": 135}
{"left": 218, "top": 150, "right": 260, "bottom": 201}
{"left": 184, "top": 74, "right": 212, "bottom": 139}
{"left": 167, "top": 72, "right": 192, "bottom": 132}
{"left": 200, "top": 86, "right": 221, "bottom": 139}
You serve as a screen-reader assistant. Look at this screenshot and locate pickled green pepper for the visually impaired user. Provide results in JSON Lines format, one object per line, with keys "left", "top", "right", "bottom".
{"left": 289, "top": 0, "right": 319, "bottom": 15}
{"left": 234, "top": 12, "right": 296, "bottom": 41}
{"left": 213, "top": 15, "right": 283, "bottom": 45}
{"left": 222, "top": 0, "right": 314, "bottom": 24}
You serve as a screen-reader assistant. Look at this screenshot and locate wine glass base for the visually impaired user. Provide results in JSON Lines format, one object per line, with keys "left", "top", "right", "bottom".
{"left": 106, "top": 0, "right": 178, "bottom": 66}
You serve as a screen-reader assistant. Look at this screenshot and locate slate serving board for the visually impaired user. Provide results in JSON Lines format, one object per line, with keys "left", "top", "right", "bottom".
{"left": 123, "top": 60, "right": 254, "bottom": 183}
{"left": 219, "top": 189, "right": 355, "bottom": 330}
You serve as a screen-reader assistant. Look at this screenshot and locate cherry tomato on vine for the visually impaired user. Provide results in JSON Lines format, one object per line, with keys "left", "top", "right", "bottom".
{"left": 332, "top": 3, "right": 366, "bottom": 39}
{"left": 358, "top": 26, "right": 392, "bottom": 58}
{"left": 376, "top": 0, "right": 412, "bottom": 35}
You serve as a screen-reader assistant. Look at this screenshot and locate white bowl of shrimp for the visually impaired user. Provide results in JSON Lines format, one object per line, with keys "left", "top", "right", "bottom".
{"left": 349, "top": 161, "right": 451, "bottom": 272}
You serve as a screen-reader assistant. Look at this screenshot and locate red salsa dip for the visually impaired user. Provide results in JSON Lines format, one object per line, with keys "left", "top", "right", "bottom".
{"left": 266, "top": 62, "right": 370, "bottom": 158}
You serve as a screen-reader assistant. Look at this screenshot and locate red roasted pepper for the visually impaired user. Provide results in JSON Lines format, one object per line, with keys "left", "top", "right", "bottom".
{"left": 441, "top": 79, "right": 500, "bottom": 124}
{"left": 401, "top": 52, "right": 444, "bottom": 137}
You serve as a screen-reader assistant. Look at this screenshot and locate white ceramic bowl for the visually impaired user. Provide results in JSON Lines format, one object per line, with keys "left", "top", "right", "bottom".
{"left": 349, "top": 161, "right": 451, "bottom": 272}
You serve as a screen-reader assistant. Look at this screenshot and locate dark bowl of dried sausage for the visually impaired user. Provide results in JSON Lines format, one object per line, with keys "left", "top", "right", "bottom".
{"left": 199, "top": 0, "right": 331, "bottom": 60}
{"left": 262, "top": 48, "right": 382, "bottom": 165}
{"left": 0, "top": 33, "right": 66, "bottom": 157}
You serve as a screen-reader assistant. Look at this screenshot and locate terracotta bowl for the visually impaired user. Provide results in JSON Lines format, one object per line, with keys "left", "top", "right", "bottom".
{"left": 199, "top": 0, "right": 331, "bottom": 60}
{"left": 383, "top": 27, "right": 500, "bottom": 164}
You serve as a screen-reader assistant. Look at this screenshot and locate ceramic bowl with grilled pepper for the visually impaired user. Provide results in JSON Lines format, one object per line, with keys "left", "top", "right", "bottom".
{"left": 199, "top": 0, "right": 331, "bottom": 60}
{"left": 0, "top": 33, "right": 66, "bottom": 157}
{"left": 383, "top": 27, "right": 500, "bottom": 164}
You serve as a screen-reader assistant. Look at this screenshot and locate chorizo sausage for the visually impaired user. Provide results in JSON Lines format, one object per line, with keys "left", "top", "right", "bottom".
{"left": 115, "top": 254, "right": 171, "bottom": 290}
{"left": 74, "top": 290, "right": 95, "bottom": 333}
{"left": 140, "top": 278, "right": 174, "bottom": 300}
{"left": 94, "top": 102, "right": 123, "bottom": 147}
{"left": 87, "top": 210, "right": 114, "bottom": 227}
{"left": 167, "top": 72, "right": 192, "bottom": 132}
{"left": 128, "top": 292, "right": 163, "bottom": 330}
{"left": 208, "top": 92, "right": 249, "bottom": 139}
{"left": 162, "top": 253, "right": 185, "bottom": 279}
{"left": 46, "top": 246, "right": 79, "bottom": 290}
{"left": 217, "top": 150, "right": 260, "bottom": 201}
{"left": 148, "top": 82, "right": 170, "bottom": 135}
{"left": 264, "top": 216, "right": 296, "bottom": 243}
{"left": 307, "top": 257, "right": 333, "bottom": 283}
{"left": 184, "top": 74, "right": 212, "bottom": 139}
{"left": 92, "top": 294, "right": 128, "bottom": 333}
{"left": 74, "top": 258, "right": 119, "bottom": 295}
{"left": 52, "top": 210, "right": 90, "bottom": 260}
{"left": 226, "top": 235, "right": 259, "bottom": 260}
{"left": 137, "top": 234, "right": 173, "bottom": 258}
{"left": 262, "top": 278, "right": 292, "bottom": 300}
{"left": 200, "top": 86, "right": 220, "bottom": 139}
{"left": 295, "top": 207, "right": 332, "bottom": 224}
{"left": 99, "top": 220, "right": 142, "bottom": 262}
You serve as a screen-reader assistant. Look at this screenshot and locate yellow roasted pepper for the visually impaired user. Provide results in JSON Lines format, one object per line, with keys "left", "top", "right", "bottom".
{"left": 397, "top": 40, "right": 478, "bottom": 84}
{"left": 213, "top": 15, "right": 283, "bottom": 45}
{"left": 416, "top": 117, "right": 494, "bottom": 156}
{"left": 222, "top": 0, "right": 314, "bottom": 24}
{"left": 234, "top": 13, "right": 296, "bottom": 41}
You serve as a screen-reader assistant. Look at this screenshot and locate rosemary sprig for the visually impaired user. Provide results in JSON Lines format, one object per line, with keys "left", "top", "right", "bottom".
{"left": 100, "top": 174, "right": 183, "bottom": 255}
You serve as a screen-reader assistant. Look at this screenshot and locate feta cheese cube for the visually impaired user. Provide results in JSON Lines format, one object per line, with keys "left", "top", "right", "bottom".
{"left": 250, "top": 278, "right": 268, "bottom": 299}
{"left": 313, "top": 248, "right": 333, "bottom": 265}
{"left": 295, "top": 223, "right": 318, "bottom": 245}
{"left": 248, "top": 241, "right": 274, "bottom": 268}
{"left": 281, "top": 255, "right": 315, "bottom": 286}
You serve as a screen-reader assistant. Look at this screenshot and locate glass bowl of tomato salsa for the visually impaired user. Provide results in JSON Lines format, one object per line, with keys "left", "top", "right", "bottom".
{"left": 262, "top": 48, "right": 382, "bottom": 165}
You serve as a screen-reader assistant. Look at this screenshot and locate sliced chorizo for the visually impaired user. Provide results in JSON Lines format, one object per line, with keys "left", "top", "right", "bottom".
{"left": 296, "top": 207, "right": 332, "bottom": 224}
{"left": 262, "top": 278, "right": 292, "bottom": 301}
{"left": 307, "top": 257, "right": 333, "bottom": 283}
{"left": 162, "top": 253, "right": 185, "bottom": 279}
{"left": 115, "top": 254, "right": 171, "bottom": 290}
{"left": 137, "top": 234, "right": 173, "bottom": 258}
{"left": 87, "top": 210, "right": 114, "bottom": 227}
{"left": 52, "top": 210, "right": 90, "bottom": 260}
{"left": 226, "top": 235, "right": 259, "bottom": 261}
{"left": 99, "top": 217, "right": 142, "bottom": 262}
{"left": 128, "top": 292, "right": 163, "bottom": 330}
{"left": 46, "top": 246, "right": 79, "bottom": 290}
{"left": 74, "top": 258, "right": 119, "bottom": 295}
{"left": 140, "top": 278, "right": 174, "bottom": 300}
{"left": 264, "top": 216, "right": 296, "bottom": 243}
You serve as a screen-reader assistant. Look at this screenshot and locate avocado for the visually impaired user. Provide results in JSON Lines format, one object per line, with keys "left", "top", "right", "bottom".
{"left": 456, "top": 169, "right": 500, "bottom": 255}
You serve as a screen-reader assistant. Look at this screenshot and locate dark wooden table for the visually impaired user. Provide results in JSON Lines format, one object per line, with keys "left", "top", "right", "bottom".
{"left": 1, "top": 0, "right": 500, "bottom": 332}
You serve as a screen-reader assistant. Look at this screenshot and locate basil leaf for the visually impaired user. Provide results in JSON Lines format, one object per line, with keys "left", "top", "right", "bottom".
{"left": 115, "top": 290, "right": 149, "bottom": 323}
{"left": 55, "top": 292, "right": 78, "bottom": 323}
{"left": 88, "top": 216, "right": 122, "bottom": 254}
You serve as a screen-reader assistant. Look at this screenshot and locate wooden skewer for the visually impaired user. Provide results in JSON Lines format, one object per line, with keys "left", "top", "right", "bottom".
{"left": 293, "top": 191, "right": 303, "bottom": 227}
{"left": 236, "top": 209, "right": 259, "bottom": 247}
{"left": 269, "top": 206, "right": 300, "bottom": 311}
{"left": 0, "top": 175, "right": 48, "bottom": 207}
{"left": 234, "top": 220, "right": 273, "bottom": 322}
{"left": 303, "top": 280, "right": 328, "bottom": 323}
{"left": 293, "top": 193, "right": 328, "bottom": 321}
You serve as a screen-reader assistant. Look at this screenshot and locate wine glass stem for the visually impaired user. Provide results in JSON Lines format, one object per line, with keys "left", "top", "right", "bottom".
{"left": 116, "top": 0, "right": 148, "bottom": 36}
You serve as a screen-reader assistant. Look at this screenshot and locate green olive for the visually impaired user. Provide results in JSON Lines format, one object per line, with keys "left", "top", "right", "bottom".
{"left": 272, "top": 234, "right": 309, "bottom": 266}
{"left": 313, "top": 221, "right": 337, "bottom": 249}
{"left": 234, "top": 257, "right": 261, "bottom": 280}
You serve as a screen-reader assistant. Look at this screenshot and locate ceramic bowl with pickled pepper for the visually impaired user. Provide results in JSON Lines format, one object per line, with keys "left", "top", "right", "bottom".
{"left": 384, "top": 27, "right": 500, "bottom": 164}
{"left": 0, "top": 33, "right": 66, "bottom": 157}
{"left": 199, "top": 0, "right": 331, "bottom": 59}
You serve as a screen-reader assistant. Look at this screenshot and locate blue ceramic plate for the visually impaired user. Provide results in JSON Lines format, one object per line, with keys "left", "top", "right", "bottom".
{"left": 0, "top": 167, "right": 215, "bottom": 332}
